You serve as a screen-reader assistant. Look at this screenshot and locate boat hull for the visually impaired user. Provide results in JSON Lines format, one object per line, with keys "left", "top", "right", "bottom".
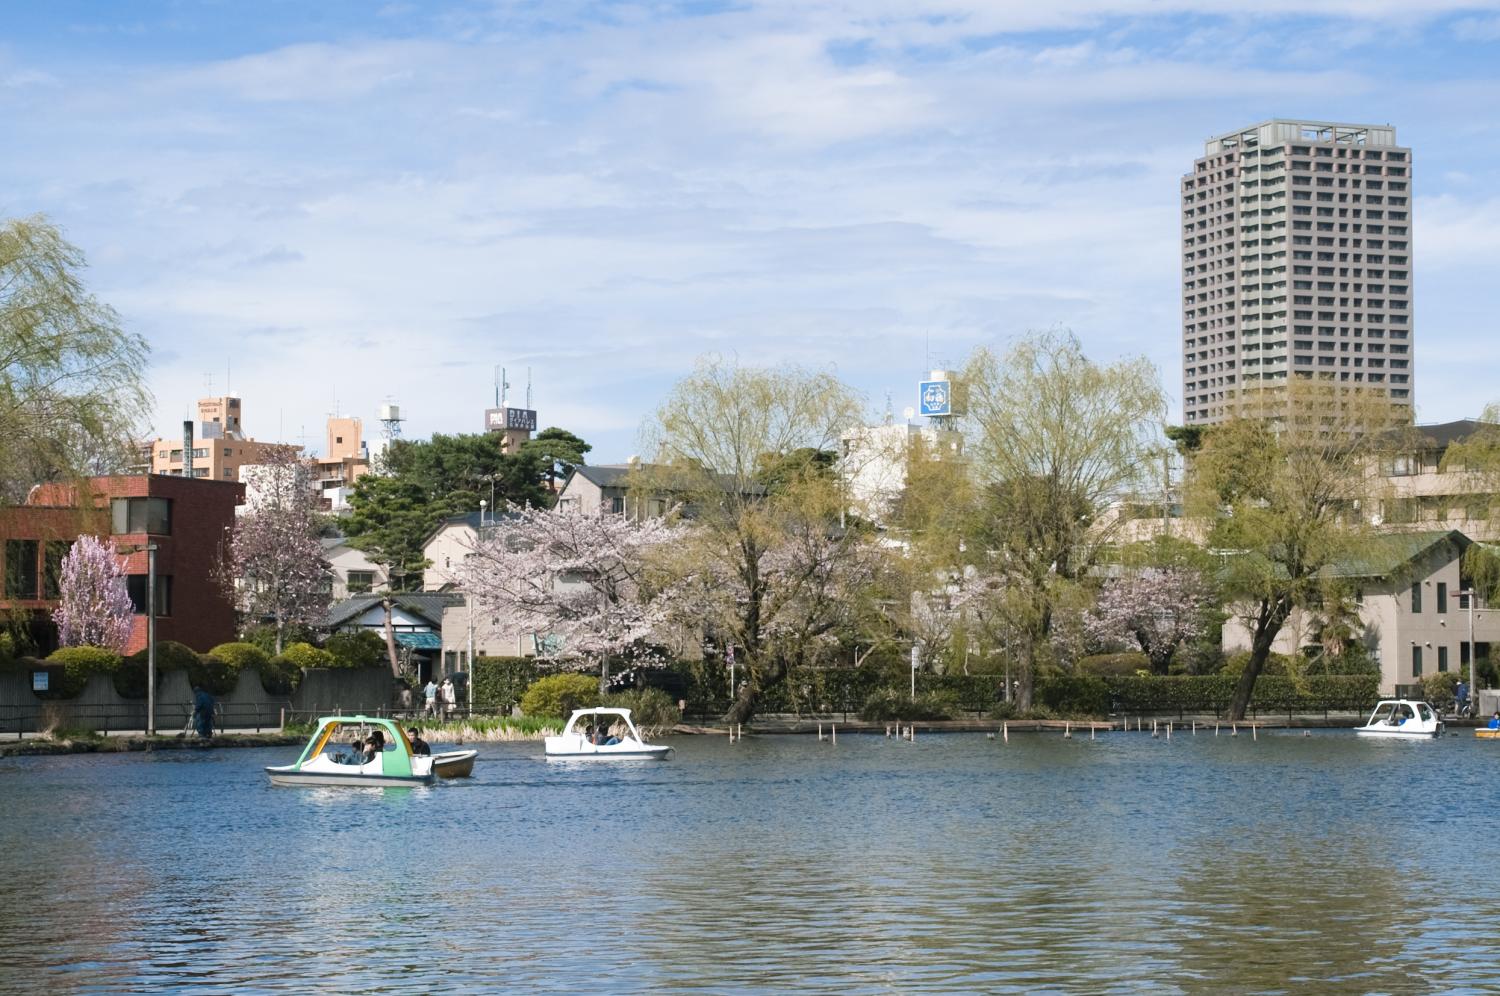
{"left": 265, "top": 765, "right": 435, "bottom": 787}
{"left": 1476, "top": 729, "right": 1500, "bottom": 739}
{"left": 431, "top": 750, "right": 478, "bottom": 778}
{"left": 1354, "top": 727, "right": 1440, "bottom": 739}
{"left": 543, "top": 738, "right": 673, "bottom": 760}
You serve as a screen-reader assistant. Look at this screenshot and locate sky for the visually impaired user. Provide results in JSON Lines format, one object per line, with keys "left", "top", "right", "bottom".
{"left": 5, "top": 0, "right": 1500, "bottom": 462}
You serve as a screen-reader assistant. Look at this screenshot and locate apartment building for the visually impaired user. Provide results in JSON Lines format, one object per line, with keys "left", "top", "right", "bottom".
{"left": 1182, "top": 119, "right": 1413, "bottom": 424}
{"left": 144, "top": 395, "right": 293, "bottom": 481}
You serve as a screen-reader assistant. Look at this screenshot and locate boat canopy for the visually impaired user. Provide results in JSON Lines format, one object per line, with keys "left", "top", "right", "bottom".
{"left": 295, "top": 715, "right": 418, "bottom": 777}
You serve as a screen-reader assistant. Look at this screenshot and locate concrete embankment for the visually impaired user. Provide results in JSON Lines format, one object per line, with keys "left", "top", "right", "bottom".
{"left": 0, "top": 732, "right": 301, "bottom": 757}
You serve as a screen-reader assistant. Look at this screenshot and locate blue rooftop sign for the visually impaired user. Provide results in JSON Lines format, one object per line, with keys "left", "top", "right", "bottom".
{"left": 919, "top": 380, "right": 952, "bottom": 417}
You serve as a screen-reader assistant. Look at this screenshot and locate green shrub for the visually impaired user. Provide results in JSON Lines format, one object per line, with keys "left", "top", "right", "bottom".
{"left": 1421, "top": 671, "right": 1460, "bottom": 709}
{"left": 473, "top": 656, "right": 540, "bottom": 711}
{"left": 240, "top": 623, "right": 318, "bottom": 657}
{"left": 520, "top": 673, "right": 601, "bottom": 718}
{"left": 1037, "top": 674, "right": 1111, "bottom": 716}
{"left": 324, "top": 630, "right": 387, "bottom": 669}
{"left": 1077, "top": 653, "right": 1151, "bottom": 678}
{"left": 259, "top": 655, "right": 304, "bottom": 696}
{"left": 41, "top": 646, "right": 123, "bottom": 699}
{"left": 858, "top": 688, "right": 960, "bottom": 722}
{"left": 207, "top": 642, "right": 270, "bottom": 672}
{"left": 1221, "top": 651, "right": 1301, "bottom": 677}
{"left": 283, "top": 642, "right": 337, "bottom": 670}
{"left": 117, "top": 641, "right": 233, "bottom": 698}
{"left": 603, "top": 687, "right": 681, "bottom": 731}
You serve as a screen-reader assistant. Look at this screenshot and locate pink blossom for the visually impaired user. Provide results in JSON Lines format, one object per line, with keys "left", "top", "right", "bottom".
{"left": 56, "top": 535, "right": 133, "bottom": 652}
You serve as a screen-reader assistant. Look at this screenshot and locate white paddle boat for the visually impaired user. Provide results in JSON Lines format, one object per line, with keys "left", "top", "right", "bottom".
{"left": 544, "top": 707, "right": 674, "bottom": 760}
{"left": 1354, "top": 699, "right": 1443, "bottom": 739}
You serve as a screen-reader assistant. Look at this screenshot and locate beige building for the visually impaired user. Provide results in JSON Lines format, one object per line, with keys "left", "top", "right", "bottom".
{"left": 145, "top": 395, "right": 293, "bottom": 481}
{"left": 314, "top": 416, "right": 370, "bottom": 511}
{"left": 1222, "top": 531, "right": 1497, "bottom": 694}
{"left": 1183, "top": 119, "right": 1413, "bottom": 425}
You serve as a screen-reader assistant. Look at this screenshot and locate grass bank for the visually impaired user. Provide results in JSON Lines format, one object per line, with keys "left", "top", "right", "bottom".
{"left": 0, "top": 732, "right": 301, "bottom": 757}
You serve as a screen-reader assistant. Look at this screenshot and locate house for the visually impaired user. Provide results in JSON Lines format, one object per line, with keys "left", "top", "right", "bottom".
{"left": 554, "top": 462, "right": 765, "bottom": 517}
{"left": 1222, "top": 530, "right": 1499, "bottom": 694}
{"left": 323, "top": 537, "right": 387, "bottom": 601}
{"left": 325, "top": 591, "right": 461, "bottom": 683}
{"left": 0, "top": 475, "right": 244, "bottom": 655}
{"left": 420, "top": 510, "right": 543, "bottom": 667}
{"left": 1376, "top": 419, "right": 1499, "bottom": 540}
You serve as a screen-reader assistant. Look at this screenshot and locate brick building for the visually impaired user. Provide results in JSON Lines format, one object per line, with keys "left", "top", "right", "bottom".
{"left": 0, "top": 475, "right": 244, "bottom": 655}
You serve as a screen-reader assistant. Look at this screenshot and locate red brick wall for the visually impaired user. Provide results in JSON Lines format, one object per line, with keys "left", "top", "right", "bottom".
{"left": 0, "top": 475, "right": 245, "bottom": 654}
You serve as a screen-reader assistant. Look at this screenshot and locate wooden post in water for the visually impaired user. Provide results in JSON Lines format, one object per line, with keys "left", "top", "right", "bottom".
{"left": 1253, "top": 723, "right": 1258, "bottom": 741}
{"left": 831, "top": 724, "right": 836, "bottom": 745}
{"left": 818, "top": 722, "right": 823, "bottom": 742}
{"left": 1003, "top": 722, "right": 1008, "bottom": 743}
{"left": 1231, "top": 723, "right": 1238, "bottom": 737}
{"left": 1090, "top": 725, "right": 1095, "bottom": 740}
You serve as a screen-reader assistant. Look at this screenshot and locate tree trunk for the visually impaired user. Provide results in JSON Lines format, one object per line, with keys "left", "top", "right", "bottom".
{"left": 1015, "top": 641, "right": 1035, "bottom": 712}
{"left": 1227, "top": 597, "right": 1292, "bottom": 721}
{"left": 382, "top": 597, "right": 401, "bottom": 679}
{"left": 599, "top": 651, "right": 610, "bottom": 696}
{"left": 275, "top": 618, "right": 285, "bottom": 656}
{"left": 726, "top": 657, "right": 786, "bottom": 725}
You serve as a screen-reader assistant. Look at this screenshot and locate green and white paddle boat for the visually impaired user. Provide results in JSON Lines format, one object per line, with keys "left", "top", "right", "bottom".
{"left": 267, "top": 715, "right": 447, "bottom": 787}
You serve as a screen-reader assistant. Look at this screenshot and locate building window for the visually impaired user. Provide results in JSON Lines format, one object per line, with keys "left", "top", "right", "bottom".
{"left": 1438, "top": 646, "right": 1449, "bottom": 672}
{"left": 224, "top": 448, "right": 232, "bottom": 457}
{"left": 1412, "top": 645, "right": 1423, "bottom": 677}
{"left": 610, "top": 496, "right": 625, "bottom": 515}
{"left": 43, "top": 540, "right": 71, "bottom": 599}
{"left": 125, "top": 575, "right": 172, "bottom": 617}
{"left": 1437, "top": 582, "right": 1448, "bottom": 614}
{"left": 111, "top": 497, "right": 172, "bottom": 536}
{"left": 4, "top": 540, "right": 38, "bottom": 599}
{"left": 1410, "top": 582, "right": 1422, "bottom": 613}
{"left": 347, "top": 570, "right": 375, "bottom": 594}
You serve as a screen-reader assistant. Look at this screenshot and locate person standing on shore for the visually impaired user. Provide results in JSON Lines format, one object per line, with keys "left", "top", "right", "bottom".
{"left": 423, "top": 677, "right": 439, "bottom": 718}
{"left": 440, "top": 677, "right": 456, "bottom": 718}
{"left": 191, "top": 685, "right": 217, "bottom": 739}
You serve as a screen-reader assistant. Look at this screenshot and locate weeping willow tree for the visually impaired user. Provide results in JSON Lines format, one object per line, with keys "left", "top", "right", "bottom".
{"left": 639, "top": 356, "right": 881, "bottom": 723}
{"left": 1188, "top": 380, "right": 1404, "bottom": 720}
{"left": 959, "top": 330, "right": 1166, "bottom": 710}
{"left": 0, "top": 216, "right": 149, "bottom": 500}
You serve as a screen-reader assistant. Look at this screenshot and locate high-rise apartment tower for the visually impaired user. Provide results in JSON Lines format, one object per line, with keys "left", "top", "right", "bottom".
{"left": 1181, "top": 119, "right": 1413, "bottom": 424}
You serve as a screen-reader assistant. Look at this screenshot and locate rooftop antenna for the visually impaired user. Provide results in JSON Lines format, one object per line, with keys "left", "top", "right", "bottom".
{"left": 884, "top": 392, "right": 894, "bottom": 426}
{"left": 526, "top": 367, "right": 533, "bottom": 410}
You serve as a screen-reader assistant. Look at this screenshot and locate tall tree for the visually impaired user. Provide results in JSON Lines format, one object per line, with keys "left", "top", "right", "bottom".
{"left": 519, "top": 427, "right": 592, "bottom": 493}
{"left": 1188, "top": 381, "right": 1398, "bottom": 719}
{"left": 960, "top": 330, "right": 1166, "bottom": 709}
{"left": 0, "top": 216, "right": 149, "bottom": 500}
{"left": 345, "top": 432, "right": 555, "bottom": 586}
{"left": 458, "top": 504, "right": 677, "bottom": 690}
{"left": 218, "top": 450, "right": 331, "bottom": 654}
{"left": 55, "top": 535, "right": 133, "bottom": 652}
{"left": 642, "top": 356, "right": 878, "bottom": 723}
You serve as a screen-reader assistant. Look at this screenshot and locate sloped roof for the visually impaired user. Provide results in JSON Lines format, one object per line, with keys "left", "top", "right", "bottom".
{"left": 565, "top": 463, "right": 765, "bottom": 496}
{"left": 1384, "top": 419, "right": 1494, "bottom": 453}
{"left": 1328, "top": 529, "right": 1470, "bottom": 579}
{"left": 325, "top": 591, "right": 463, "bottom": 628}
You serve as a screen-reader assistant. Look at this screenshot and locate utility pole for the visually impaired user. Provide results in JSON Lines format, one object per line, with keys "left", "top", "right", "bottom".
{"left": 146, "top": 542, "right": 158, "bottom": 736}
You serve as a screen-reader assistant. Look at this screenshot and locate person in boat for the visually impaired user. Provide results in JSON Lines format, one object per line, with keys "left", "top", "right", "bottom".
{"left": 1388, "top": 705, "right": 1408, "bottom": 726}
{"left": 362, "top": 730, "right": 386, "bottom": 763}
{"left": 1489, "top": 711, "right": 1500, "bottom": 731}
{"left": 407, "top": 727, "right": 431, "bottom": 756}
{"left": 339, "top": 737, "right": 366, "bottom": 764}
{"left": 593, "top": 719, "right": 621, "bottom": 746}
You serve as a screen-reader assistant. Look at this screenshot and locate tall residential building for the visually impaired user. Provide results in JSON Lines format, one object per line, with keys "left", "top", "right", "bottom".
{"left": 144, "top": 395, "right": 292, "bottom": 481}
{"left": 1181, "top": 119, "right": 1413, "bottom": 424}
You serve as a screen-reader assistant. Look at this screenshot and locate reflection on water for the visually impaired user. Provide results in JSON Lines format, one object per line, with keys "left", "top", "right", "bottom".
{"left": 1, "top": 732, "right": 1497, "bottom": 993}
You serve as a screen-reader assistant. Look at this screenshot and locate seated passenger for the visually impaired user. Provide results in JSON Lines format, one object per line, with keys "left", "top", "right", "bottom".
{"left": 363, "top": 731, "right": 386, "bottom": 763}
{"left": 342, "top": 737, "right": 366, "bottom": 764}
{"left": 407, "top": 727, "right": 431, "bottom": 756}
{"left": 1489, "top": 711, "right": 1500, "bottom": 731}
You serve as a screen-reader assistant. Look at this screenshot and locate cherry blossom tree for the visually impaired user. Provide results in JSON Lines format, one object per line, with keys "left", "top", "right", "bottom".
{"left": 217, "top": 450, "right": 330, "bottom": 654}
{"left": 1083, "top": 567, "right": 1211, "bottom": 674}
{"left": 457, "top": 504, "right": 680, "bottom": 689}
{"left": 55, "top": 534, "right": 133, "bottom": 651}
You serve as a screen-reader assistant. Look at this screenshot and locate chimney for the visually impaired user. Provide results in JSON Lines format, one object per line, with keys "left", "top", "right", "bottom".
{"left": 183, "top": 420, "right": 194, "bottom": 477}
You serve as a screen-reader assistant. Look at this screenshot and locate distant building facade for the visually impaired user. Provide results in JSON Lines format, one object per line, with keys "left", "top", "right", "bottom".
{"left": 1182, "top": 119, "right": 1413, "bottom": 424}
{"left": 0, "top": 475, "right": 244, "bottom": 655}
{"left": 143, "top": 395, "right": 294, "bottom": 481}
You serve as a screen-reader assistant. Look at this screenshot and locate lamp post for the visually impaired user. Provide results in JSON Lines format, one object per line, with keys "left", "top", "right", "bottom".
{"left": 146, "top": 542, "right": 158, "bottom": 736}
{"left": 910, "top": 643, "right": 920, "bottom": 702}
{"left": 1461, "top": 588, "right": 1478, "bottom": 717}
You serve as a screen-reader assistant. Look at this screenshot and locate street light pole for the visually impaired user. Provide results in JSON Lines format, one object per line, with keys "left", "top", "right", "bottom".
{"left": 1464, "top": 588, "right": 1477, "bottom": 716}
{"left": 146, "top": 542, "right": 158, "bottom": 736}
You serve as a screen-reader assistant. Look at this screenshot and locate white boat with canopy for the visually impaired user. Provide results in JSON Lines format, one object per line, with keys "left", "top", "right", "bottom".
{"left": 544, "top": 707, "right": 674, "bottom": 760}
{"left": 1354, "top": 699, "right": 1443, "bottom": 739}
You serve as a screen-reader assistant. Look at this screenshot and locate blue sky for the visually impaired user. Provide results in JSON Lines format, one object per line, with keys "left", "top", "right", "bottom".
{"left": 5, "top": 0, "right": 1500, "bottom": 461}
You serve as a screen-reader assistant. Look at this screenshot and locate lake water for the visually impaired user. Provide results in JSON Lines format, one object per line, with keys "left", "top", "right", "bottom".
{"left": 2, "top": 730, "right": 1498, "bottom": 994}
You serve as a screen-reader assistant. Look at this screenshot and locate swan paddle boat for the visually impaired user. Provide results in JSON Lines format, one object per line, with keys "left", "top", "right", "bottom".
{"left": 544, "top": 707, "right": 674, "bottom": 760}
{"left": 268, "top": 715, "right": 444, "bottom": 787}
{"left": 1354, "top": 699, "right": 1443, "bottom": 739}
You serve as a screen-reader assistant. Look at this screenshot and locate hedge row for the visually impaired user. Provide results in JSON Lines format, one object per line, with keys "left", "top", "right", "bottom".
{"left": 1, "top": 631, "right": 394, "bottom": 701}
